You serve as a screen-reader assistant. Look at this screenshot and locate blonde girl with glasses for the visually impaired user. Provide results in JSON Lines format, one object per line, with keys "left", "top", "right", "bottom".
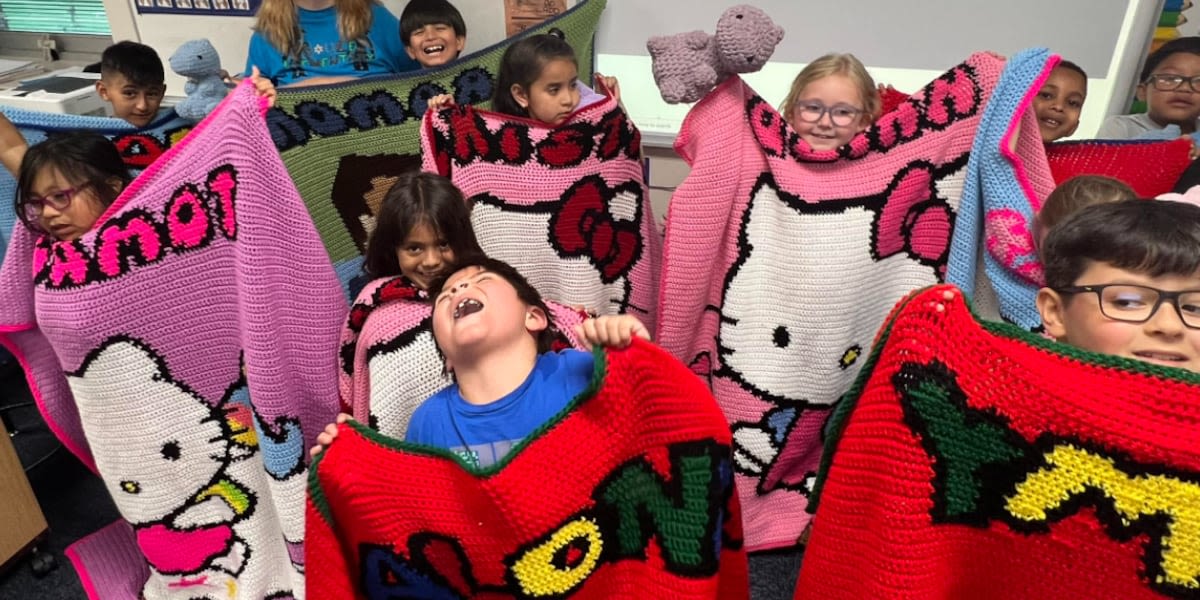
{"left": 779, "top": 53, "right": 881, "bottom": 152}
{"left": 1097, "top": 37, "right": 1200, "bottom": 139}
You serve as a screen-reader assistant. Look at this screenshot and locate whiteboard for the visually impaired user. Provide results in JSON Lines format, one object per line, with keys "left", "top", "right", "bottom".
{"left": 594, "top": 0, "right": 1163, "bottom": 145}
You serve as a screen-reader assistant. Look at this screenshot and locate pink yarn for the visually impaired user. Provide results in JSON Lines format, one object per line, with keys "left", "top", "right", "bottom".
{"left": 659, "top": 53, "right": 1011, "bottom": 551}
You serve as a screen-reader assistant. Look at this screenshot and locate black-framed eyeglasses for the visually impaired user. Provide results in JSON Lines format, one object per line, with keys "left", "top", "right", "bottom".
{"left": 1144, "top": 73, "right": 1200, "bottom": 93}
{"left": 22, "top": 187, "right": 81, "bottom": 221}
{"left": 792, "top": 101, "right": 863, "bottom": 127}
{"left": 1054, "top": 284, "right": 1200, "bottom": 329}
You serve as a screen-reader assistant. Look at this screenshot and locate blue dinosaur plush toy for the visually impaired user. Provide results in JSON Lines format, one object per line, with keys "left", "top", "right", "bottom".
{"left": 169, "top": 39, "right": 229, "bottom": 123}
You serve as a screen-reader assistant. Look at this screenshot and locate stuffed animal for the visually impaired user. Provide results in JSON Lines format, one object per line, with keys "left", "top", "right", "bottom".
{"left": 169, "top": 39, "right": 229, "bottom": 123}
{"left": 646, "top": 5, "right": 784, "bottom": 104}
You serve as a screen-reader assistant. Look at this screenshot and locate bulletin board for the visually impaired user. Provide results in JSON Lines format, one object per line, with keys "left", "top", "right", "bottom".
{"left": 133, "top": 0, "right": 261, "bottom": 17}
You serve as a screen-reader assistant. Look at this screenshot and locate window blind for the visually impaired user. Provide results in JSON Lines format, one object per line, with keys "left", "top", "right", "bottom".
{"left": 0, "top": 1, "right": 110, "bottom": 35}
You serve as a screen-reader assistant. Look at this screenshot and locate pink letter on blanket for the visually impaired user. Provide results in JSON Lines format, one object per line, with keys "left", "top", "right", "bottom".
{"left": 97, "top": 216, "right": 162, "bottom": 278}
{"left": 206, "top": 166, "right": 238, "bottom": 239}
{"left": 166, "top": 185, "right": 210, "bottom": 249}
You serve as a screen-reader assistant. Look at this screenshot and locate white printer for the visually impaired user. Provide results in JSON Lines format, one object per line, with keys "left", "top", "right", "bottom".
{"left": 0, "top": 67, "right": 108, "bottom": 116}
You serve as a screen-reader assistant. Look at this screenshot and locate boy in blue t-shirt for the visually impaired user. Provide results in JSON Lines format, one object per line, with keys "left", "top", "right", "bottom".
{"left": 312, "top": 256, "right": 649, "bottom": 468}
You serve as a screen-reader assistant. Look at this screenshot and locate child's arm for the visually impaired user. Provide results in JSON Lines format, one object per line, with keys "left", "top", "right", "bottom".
{"left": 426, "top": 94, "right": 455, "bottom": 112}
{"left": 0, "top": 113, "right": 28, "bottom": 178}
{"left": 594, "top": 73, "right": 621, "bottom": 105}
{"left": 573, "top": 314, "right": 650, "bottom": 349}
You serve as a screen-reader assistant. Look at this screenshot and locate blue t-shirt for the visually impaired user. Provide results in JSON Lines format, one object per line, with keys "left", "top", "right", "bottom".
{"left": 244, "top": 4, "right": 417, "bottom": 86}
{"left": 405, "top": 349, "right": 595, "bottom": 469}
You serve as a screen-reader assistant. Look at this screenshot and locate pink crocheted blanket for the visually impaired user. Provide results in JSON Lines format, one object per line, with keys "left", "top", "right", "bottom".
{"left": 420, "top": 85, "right": 660, "bottom": 332}
{"left": 340, "top": 275, "right": 589, "bottom": 437}
{"left": 658, "top": 54, "right": 1047, "bottom": 552}
{"left": 0, "top": 83, "right": 345, "bottom": 598}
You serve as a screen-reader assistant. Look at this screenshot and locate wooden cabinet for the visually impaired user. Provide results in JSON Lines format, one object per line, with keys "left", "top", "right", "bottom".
{"left": 0, "top": 421, "right": 47, "bottom": 571}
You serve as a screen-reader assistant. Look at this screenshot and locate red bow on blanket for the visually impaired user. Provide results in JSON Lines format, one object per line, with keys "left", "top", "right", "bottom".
{"left": 347, "top": 277, "right": 421, "bottom": 333}
{"left": 550, "top": 175, "right": 643, "bottom": 282}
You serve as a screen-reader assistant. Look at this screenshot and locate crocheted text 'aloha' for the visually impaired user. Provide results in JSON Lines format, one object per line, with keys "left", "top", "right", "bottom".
{"left": 657, "top": 50, "right": 1050, "bottom": 552}
{"left": 0, "top": 83, "right": 345, "bottom": 598}
{"left": 309, "top": 340, "right": 748, "bottom": 598}
{"left": 420, "top": 86, "right": 660, "bottom": 332}
{"left": 800, "top": 285, "right": 1200, "bottom": 599}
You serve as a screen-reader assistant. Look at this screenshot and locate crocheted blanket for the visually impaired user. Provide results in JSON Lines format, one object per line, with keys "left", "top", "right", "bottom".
{"left": 0, "top": 83, "right": 345, "bottom": 599}
{"left": 799, "top": 285, "right": 1200, "bottom": 599}
{"left": 340, "top": 275, "right": 589, "bottom": 437}
{"left": 945, "top": 51, "right": 1059, "bottom": 330}
{"left": 0, "top": 107, "right": 192, "bottom": 265}
{"left": 657, "top": 50, "right": 1051, "bottom": 552}
{"left": 309, "top": 340, "right": 748, "bottom": 599}
{"left": 1046, "top": 137, "right": 1193, "bottom": 198}
{"left": 270, "top": 0, "right": 605, "bottom": 297}
{"left": 420, "top": 88, "right": 660, "bottom": 330}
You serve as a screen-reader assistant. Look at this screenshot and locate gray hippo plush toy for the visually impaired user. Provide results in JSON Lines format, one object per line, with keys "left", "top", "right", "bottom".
{"left": 646, "top": 5, "right": 784, "bottom": 104}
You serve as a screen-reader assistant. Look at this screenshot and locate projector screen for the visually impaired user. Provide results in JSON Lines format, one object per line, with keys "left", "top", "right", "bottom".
{"left": 593, "top": 1, "right": 1161, "bottom": 146}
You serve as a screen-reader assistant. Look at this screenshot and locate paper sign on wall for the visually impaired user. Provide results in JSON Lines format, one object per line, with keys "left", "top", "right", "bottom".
{"left": 504, "top": 0, "right": 568, "bottom": 36}
{"left": 134, "top": 0, "right": 262, "bottom": 16}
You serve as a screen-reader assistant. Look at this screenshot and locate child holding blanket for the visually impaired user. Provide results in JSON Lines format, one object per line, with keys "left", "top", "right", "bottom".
{"left": 339, "top": 173, "right": 588, "bottom": 436}
{"left": 13, "top": 132, "right": 130, "bottom": 242}
{"left": 319, "top": 256, "right": 649, "bottom": 470}
{"left": 420, "top": 29, "right": 659, "bottom": 331}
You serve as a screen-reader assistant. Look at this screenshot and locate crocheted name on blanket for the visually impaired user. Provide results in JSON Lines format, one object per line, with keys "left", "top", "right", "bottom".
{"left": 657, "top": 51, "right": 1050, "bottom": 552}
{"left": 340, "top": 275, "right": 589, "bottom": 437}
{"left": 0, "top": 107, "right": 191, "bottom": 264}
{"left": 308, "top": 340, "right": 748, "bottom": 599}
{"left": 420, "top": 89, "right": 660, "bottom": 331}
{"left": 800, "top": 285, "right": 1200, "bottom": 599}
{"left": 0, "top": 83, "right": 345, "bottom": 598}
{"left": 266, "top": 0, "right": 605, "bottom": 297}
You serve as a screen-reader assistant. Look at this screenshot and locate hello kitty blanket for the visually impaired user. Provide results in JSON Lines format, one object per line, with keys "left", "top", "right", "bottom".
{"left": 0, "top": 83, "right": 345, "bottom": 599}
{"left": 657, "top": 50, "right": 1053, "bottom": 552}
{"left": 420, "top": 87, "right": 660, "bottom": 332}
{"left": 340, "top": 275, "right": 590, "bottom": 437}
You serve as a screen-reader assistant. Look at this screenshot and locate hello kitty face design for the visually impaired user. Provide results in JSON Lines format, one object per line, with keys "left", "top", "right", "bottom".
{"left": 470, "top": 176, "right": 647, "bottom": 316}
{"left": 67, "top": 338, "right": 234, "bottom": 526}
{"left": 716, "top": 176, "right": 952, "bottom": 407}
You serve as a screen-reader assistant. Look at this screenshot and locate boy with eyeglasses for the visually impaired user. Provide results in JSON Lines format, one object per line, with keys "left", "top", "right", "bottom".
{"left": 1097, "top": 37, "right": 1200, "bottom": 139}
{"left": 1036, "top": 198, "right": 1200, "bottom": 372}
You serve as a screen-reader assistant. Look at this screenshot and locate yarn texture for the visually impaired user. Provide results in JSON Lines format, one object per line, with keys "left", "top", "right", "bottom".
{"left": 945, "top": 49, "right": 1060, "bottom": 330}
{"left": 170, "top": 39, "right": 230, "bottom": 123}
{"left": 0, "top": 82, "right": 344, "bottom": 598}
{"left": 420, "top": 85, "right": 660, "bottom": 332}
{"left": 340, "top": 275, "right": 590, "bottom": 437}
{"left": 268, "top": 0, "right": 606, "bottom": 298}
{"left": 0, "top": 107, "right": 190, "bottom": 264}
{"left": 799, "top": 284, "right": 1200, "bottom": 599}
{"left": 308, "top": 340, "right": 748, "bottom": 599}
{"left": 1046, "top": 137, "right": 1193, "bottom": 198}
{"left": 656, "top": 51, "right": 1048, "bottom": 552}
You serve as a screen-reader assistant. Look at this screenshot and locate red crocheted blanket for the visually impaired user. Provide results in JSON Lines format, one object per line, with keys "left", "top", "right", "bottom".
{"left": 308, "top": 340, "right": 747, "bottom": 598}
{"left": 798, "top": 285, "right": 1200, "bottom": 599}
{"left": 1046, "top": 137, "right": 1193, "bottom": 199}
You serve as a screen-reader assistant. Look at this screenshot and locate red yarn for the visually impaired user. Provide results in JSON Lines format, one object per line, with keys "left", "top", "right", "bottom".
{"left": 1046, "top": 138, "right": 1193, "bottom": 199}
{"left": 308, "top": 340, "right": 748, "bottom": 599}
{"left": 799, "top": 285, "right": 1200, "bottom": 600}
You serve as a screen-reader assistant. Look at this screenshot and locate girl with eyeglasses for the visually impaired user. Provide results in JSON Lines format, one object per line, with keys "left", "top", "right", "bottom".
{"left": 14, "top": 132, "right": 131, "bottom": 242}
{"left": 1097, "top": 37, "right": 1200, "bottom": 139}
{"left": 778, "top": 53, "right": 881, "bottom": 153}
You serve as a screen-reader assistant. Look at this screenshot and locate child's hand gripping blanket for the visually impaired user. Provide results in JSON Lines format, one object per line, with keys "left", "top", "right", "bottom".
{"left": 265, "top": 0, "right": 606, "bottom": 298}
{"left": 0, "top": 108, "right": 192, "bottom": 264}
{"left": 798, "top": 285, "right": 1200, "bottom": 599}
{"left": 419, "top": 84, "right": 660, "bottom": 332}
{"left": 656, "top": 49, "right": 1053, "bottom": 552}
{"left": 308, "top": 339, "right": 748, "bottom": 599}
{"left": 340, "top": 275, "right": 590, "bottom": 436}
{"left": 0, "top": 83, "right": 346, "bottom": 599}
